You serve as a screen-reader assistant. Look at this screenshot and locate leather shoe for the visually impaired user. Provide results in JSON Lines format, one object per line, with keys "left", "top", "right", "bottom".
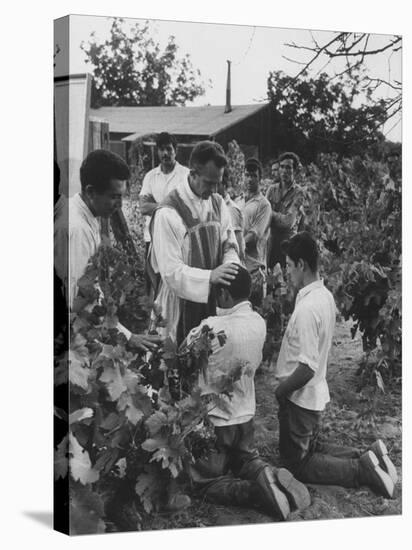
{"left": 359, "top": 450, "right": 394, "bottom": 499}
{"left": 275, "top": 468, "right": 311, "bottom": 510}
{"left": 255, "top": 465, "right": 290, "bottom": 520}
{"left": 369, "top": 440, "right": 398, "bottom": 485}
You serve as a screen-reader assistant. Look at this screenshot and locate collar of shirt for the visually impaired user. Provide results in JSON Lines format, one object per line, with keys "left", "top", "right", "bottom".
{"left": 296, "top": 279, "right": 324, "bottom": 304}
{"left": 245, "top": 191, "right": 264, "bottom": 205}
{"left": 181, "top": 173, "right": 205, "bottom": 206}
{"left": 154, "top": 161, "right": 180, "bottom": 178}
{"left": 216, "top": 300, "right": 252, "bottom": 317}
{"left": 73, "top": 193, "right": 100, "bottom": 233}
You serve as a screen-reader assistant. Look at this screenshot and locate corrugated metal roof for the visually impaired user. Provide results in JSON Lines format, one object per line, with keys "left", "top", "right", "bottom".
{"left": 89, "top": 104, "right": 268, "bottom": 141}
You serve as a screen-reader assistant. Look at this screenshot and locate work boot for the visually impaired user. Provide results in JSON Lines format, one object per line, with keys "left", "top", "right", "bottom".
{"left": 369, "top": 440, "right": 398, "bottom": 485}
{"left": 359, "top": 450, "right": 394, "bottom": 499}
{"left": 275, "top": 468, "right": 311, "bottom": 511}
{"left": 255, "top": 465, "right": 290, "bottom": 521}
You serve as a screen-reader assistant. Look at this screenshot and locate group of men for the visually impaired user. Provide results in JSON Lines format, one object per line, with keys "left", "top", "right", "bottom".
{"left": 54, "top": 132, "right": 398, "bottom": 521}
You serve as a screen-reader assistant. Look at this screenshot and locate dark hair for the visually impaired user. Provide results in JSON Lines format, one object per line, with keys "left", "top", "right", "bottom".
{"left": 279, "top": 152, "right": 300, "bottom": 170}
{"left": 80, "top": 149, "right": 130, "bottom": 193}
{"left": 217, "top": 265, "right": 251, "bottom": 301}
{"left": 245, "top": 157, "right": 262, "bottom": 177}
{"left": 189, "top": 140, "right": 227, "bottom": 170}
{"left": 281, "top": 231, "right": 319, "bottom": 272}
{"left": 156, "top": 132, "right": 177, "bottom": 150}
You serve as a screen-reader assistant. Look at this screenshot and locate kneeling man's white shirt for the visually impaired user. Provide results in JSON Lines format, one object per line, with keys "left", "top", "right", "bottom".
{"left": 275, "top": 280, "right": 336, "bottom": 411}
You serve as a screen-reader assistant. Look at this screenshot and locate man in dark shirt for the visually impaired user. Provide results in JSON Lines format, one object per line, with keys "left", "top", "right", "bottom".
{"left": 266, "top": 152, "right": 305, "bottom": 269}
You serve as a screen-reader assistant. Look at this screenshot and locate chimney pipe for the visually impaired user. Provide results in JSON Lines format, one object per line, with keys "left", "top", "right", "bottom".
{"left": 225, "top": 60, "right": 232, "bottom": 113}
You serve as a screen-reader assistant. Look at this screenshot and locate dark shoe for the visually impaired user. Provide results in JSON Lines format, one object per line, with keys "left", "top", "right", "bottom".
{"left": 370, "top": 440, "right": 398, "bottom": 485}
{"left": 359, "top": 450, "right": 394, "bottom": 499}
{"left": 275, "top": 468, "right": 311, "bottom": 511}
{"left": 255, "top": 465, "right": 290, "bottom": 520}
{"left": 165, "top": 493, "right": 191, "bottom": 512}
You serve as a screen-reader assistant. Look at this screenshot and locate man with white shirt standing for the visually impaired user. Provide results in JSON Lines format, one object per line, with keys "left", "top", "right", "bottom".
{"left": 186, "top": 266, "right": 310, "bottom": 520}
{"left": 274, "top": 232, "right": 397, "bottom": 498}
{"left": 139, "top": 132, "right": 190, "bottom": 254}
{"left": 54, "top": 148, "right": 161, "bottom": 352}
{"left": 150, "top": 140, "right": 240, "bottom": 344}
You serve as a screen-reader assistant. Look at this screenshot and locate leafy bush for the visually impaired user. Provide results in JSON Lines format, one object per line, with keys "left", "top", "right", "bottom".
{"left": 55, "top": 242, "right": 248, "bottom": 533}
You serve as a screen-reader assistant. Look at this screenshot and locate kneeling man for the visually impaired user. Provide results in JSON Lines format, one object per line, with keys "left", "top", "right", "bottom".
{"left": 187, "top": 266, "right": 310, "bottom": 520}
{"left": 274, "top": 232, "right": 397, "bottom": 498}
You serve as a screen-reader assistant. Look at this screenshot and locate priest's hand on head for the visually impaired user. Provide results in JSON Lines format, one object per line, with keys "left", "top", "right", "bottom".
{"left": 210, "top": 262, "right": 239, "bottom": 286}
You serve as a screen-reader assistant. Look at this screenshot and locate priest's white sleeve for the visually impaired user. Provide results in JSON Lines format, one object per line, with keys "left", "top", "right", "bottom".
{"left": 152, "top": 208, "right": 211, "bottom": 303}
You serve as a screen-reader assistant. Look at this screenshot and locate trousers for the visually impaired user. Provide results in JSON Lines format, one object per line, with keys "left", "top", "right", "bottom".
{"left": 278, "top": 399, "right": 362, "bottom": 487}
{"left": 190, "top": 419, "right": 269, "bottom": 506}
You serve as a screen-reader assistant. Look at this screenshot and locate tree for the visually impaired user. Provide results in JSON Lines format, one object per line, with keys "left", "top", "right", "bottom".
{"left": 267, "top": 70, "right": 387, "bottom": 161}
{"left": 282, "top": 32, "right": 402, "bottom": 135}
{"left": 81, "top": 18, "right": 206, "bottom": 108}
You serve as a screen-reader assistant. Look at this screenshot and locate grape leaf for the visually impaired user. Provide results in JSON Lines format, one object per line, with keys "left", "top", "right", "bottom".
{"left": 69, "top": 352, "right": 90, "bottom": 391}
{"left": 145, "top": 410, "right": 169, "bottom": 436}
{"left": 70, "top": 483, "right": 106, "bottom": 535}
{"left": 99, "top": 363, "right": 127, "bottom": 401}
{"left": 93, "top": 448, "right": 119, "bottom": 474}
{"left": 68, "top": 432, "right": 99, "bottom": 485}
{"left": 69, "top": 407, "right": 94, "bottom": 424}
{"left": 54, "top": 435, "right": 68, "bottom": 480}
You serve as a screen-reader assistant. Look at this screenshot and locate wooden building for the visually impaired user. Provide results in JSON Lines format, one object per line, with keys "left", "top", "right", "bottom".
{"left": 89, "top": 102, "right": 276, "bottom": 167}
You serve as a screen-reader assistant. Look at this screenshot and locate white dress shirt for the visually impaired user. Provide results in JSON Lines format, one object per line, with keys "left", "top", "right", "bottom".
{"left": 275, "top": 279, "right": 336, "bottom": 411}
{"left": 150, "top": 177, "right": 240, "bottom": 342}
{"left": 139, "top": 162, "right": 190, "bottom": 242}
{"left": 187, "top": 301, "right": 266, "bottom": 426}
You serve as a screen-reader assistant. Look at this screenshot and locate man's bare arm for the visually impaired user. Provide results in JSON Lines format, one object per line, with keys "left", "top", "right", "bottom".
{"left": 275, "top": 362, "right": 315, "bottom": 402}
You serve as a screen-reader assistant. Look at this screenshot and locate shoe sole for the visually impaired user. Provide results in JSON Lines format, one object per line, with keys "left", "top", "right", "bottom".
{"left": 362, "top": 451, "right": 394, "bottom": 499}
{"left": 370, "top": 440, "right": 398, "bottom": 485}
{"left": 256, "top": 468, "right": 290, "bottom": 521}
{"left": 276, "top": 468, "right": 311, "bottom": 510}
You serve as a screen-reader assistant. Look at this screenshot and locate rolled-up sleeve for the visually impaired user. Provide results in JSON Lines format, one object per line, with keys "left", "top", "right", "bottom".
{"left": 295, "top": 307, "right": 320, "bottom": 372}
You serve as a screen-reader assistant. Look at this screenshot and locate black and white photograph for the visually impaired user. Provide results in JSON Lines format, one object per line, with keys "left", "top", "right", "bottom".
{"left": 52, "top": 11, "right": 402, "bottom": 537}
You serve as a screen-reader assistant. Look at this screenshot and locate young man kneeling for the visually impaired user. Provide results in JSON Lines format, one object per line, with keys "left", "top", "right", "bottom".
{"left": 274, "top": 232, "right": 397, "bottom": 498}
{"left": 186, "top": 266, "right": 310, "bottom": 520}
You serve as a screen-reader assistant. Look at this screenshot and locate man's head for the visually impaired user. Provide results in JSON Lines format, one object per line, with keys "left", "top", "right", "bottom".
{"left": 281, "top": 231, "right": 319, "bottom": 291}
{"left": 279, "top": 152, "right": 300, "bottom": 187}
{"left": 189, "top": 141, "right": 227, "bottom": 199}
{"left": 156, "top": 132, "right": 177, "bottom": 172}
{"left": 271, "top": 160, "right": 280, "bottom": 183}
{"left": 216, "top": 265, "right": 251, "bottom": 309}
{"left": 80, "top": 149, "right": 130, "bottom": 218}
{"left": 244, "top": 158, "right": 262, "bottom": 195}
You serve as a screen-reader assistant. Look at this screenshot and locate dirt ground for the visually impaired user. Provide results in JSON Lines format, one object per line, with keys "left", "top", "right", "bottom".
{"left": 149, "top": 320, "right": 402, "bottom": 530}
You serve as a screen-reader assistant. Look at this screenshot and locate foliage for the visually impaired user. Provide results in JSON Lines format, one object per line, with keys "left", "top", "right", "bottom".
{"left": 226, "top": 140, "right": 245, "bottom": 198}
{"left": 267, "top": 70, "right": 387, "bottom": 161}
{"left": 55, "top": 241, "right": 250, "bottom": 533}
{"left": 301, "top": 153, "right": 401, "bottom": 387}
{"left": 282, "top": 32, "right": 402, "bottom": 131}
{"left": 81, "top": 18, "right": 206, "bottom": 108}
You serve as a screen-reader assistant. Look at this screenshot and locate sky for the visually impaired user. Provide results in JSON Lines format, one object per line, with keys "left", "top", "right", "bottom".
{"left": 55, "top": 14, "right": 402, "bottom": 141}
